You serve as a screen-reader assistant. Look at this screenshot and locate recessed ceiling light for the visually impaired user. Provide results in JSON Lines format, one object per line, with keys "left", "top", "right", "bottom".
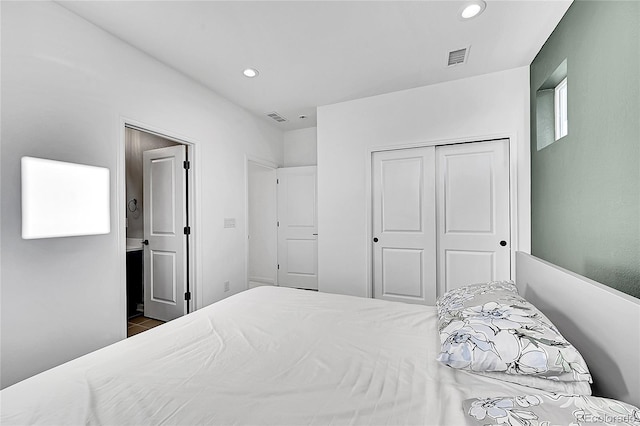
{"left": 460, "top": 0, "right": 486, "bottom": 19}
{"left": 243, "top": 68, "right": 259, "bottom": 78}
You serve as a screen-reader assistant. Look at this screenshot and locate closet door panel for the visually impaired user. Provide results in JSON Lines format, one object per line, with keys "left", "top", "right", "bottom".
{"left": 436, "top": 139, "right": 511, "bottom": 295}
{"left": 372, "top": 147, "right": 436, "bottom": 305}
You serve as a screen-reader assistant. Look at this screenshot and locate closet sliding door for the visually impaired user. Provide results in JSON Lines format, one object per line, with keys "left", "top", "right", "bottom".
{"left": 435, "top": 140, "right": 511, "bottom": 296}
{"left": 371, "top": 147, "right": 437, "bottom": 305}
{"left": 371, "top": 139, "right": 511, "bottom": 305}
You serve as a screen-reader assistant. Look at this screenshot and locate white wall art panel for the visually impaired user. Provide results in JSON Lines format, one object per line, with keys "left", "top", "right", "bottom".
{"left": 21, "top": 157, "right": 110, "bottom": 239}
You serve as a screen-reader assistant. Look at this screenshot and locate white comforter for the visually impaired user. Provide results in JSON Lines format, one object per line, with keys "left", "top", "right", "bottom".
{"left": 1, "top": 287, "right": 552, "bottom": 425}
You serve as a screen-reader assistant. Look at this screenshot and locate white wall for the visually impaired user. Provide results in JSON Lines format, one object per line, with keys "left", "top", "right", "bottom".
{"left": 317, "top": 67, "right": 531, "bottom": 297}
{"left": 283, "top": 127, "right": 317, "bottom": 166}
{"left": 0, "top": 1, "right": 283, "bottom": 388}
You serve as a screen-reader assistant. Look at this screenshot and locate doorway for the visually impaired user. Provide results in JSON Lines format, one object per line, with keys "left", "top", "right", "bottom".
{"left": 245, "top": 162, "right": 318, "bottom": 291}
{"left": 246, "top": 159, "right": 277, "bottom": 289}
{"left": 125, "top": 126, "right": 194, "bottom": 329}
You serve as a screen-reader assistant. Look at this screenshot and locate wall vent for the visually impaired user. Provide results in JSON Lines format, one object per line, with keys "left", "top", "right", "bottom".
{"left": 447, "top": 47, "right": 469, "bottom": 66}
{"left": 265, "top": 112, "right": 288, "bottom": 123}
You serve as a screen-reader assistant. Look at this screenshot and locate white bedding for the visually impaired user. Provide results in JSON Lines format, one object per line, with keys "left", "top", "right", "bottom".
{"left": 1, "top": 287, "right": 568, "bottom": 425}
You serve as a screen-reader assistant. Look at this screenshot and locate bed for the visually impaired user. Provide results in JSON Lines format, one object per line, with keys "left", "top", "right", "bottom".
{"left": 1, "top": 252, "right": 638, "bottom": 425}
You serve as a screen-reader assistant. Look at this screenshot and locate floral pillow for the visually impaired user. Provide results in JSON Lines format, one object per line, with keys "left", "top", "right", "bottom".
{"left": 462, "top": 394, "right": 640, "bottom": 426}
{"left": 436, "top": 295, "right": 592, "bottom": 383}
{"left": 437, "top": 281, "right": 520, "bottom": 331}
{"left": 470, "top": 370, "right": 592, "bottom": 395}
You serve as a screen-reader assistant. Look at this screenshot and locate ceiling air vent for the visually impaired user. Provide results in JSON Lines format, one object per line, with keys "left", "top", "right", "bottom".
{"left": 265, "top": 112, "right": 288, "bottom": 123}
{"left": 447, "top": 47, "right": 469, "bottom": 67}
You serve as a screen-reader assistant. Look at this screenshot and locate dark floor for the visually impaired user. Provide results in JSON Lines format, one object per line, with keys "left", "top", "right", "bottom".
{"left": 127, "top": 316, "right": 164, "bottom": 337}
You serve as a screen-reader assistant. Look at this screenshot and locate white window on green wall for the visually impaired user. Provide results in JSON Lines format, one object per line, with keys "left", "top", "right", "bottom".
{"left": 554, "top": 77, "right": 568, "bottom": 140}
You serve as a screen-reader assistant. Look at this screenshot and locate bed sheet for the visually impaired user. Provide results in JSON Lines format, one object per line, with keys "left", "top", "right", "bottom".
{"left": 1, "top": 286, "right": 558, "bottom": 425}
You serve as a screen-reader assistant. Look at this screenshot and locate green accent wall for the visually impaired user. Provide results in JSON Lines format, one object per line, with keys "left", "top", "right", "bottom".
{"left": 530, "top": 1, "right": 640, "bottom": 298}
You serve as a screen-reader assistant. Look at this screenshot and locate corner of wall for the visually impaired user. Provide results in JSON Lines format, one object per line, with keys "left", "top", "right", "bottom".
{"left": 283, "top": 127, "right": 317, "bottom": 167}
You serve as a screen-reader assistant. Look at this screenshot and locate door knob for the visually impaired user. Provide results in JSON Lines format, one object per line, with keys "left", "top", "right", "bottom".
{"left": 499, "top": 240, "right": 507, "bottom": 247}
{"left": 373, "top": 237, "right": 379, "bottom": 243}
{"left": 142, "top": 239, "right": 149, "bottom": 246}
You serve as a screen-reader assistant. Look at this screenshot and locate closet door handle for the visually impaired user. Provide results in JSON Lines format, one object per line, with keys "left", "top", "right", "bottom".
{"left": 499, "top": 240, "right": 507, "bottom": 247}
{"left": 142, "top": 240, "right": 149, "bottom": 246}
{"left": 373, "top": 237, "right": 379, "bottom": 243}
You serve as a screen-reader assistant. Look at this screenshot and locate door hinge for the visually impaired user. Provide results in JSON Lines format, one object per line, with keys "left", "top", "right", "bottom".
{"left": 277, "top": 221, "right": 280, "bottom": 227}
{"left": 183, "top": 160, "right": 190, "bottom": 170}
{"left": 184, "top": 226, "right": 191, "bottom": 235}
{"left": 277, "top": 178, "right": 279, "bottom": 184}
{"left": 184, "top": 292, "right": 191, "bottom": 301}
{"left": 277, "top": 264, "right": 280, "bottom": 270}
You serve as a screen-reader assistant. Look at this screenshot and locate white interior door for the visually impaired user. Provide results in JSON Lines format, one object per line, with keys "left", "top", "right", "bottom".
{"left": 436, "top": 139, "right": 510, "bottom": 295}
{"left": 143, "top": 145, "right": 187, "bottom": 321}
{"left": 277, "top": 166, "right": 318, "bottom": 290}
{"left": 247, "top": 161, "right": 277, "bottom": 288}
{"left": 372, "top": 147, "right": 437, "bottom": 305}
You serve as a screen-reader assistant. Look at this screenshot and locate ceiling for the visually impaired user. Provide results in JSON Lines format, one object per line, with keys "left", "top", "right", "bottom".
{"left": 58, "top": 1, "right": 572, "bottom": 131}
